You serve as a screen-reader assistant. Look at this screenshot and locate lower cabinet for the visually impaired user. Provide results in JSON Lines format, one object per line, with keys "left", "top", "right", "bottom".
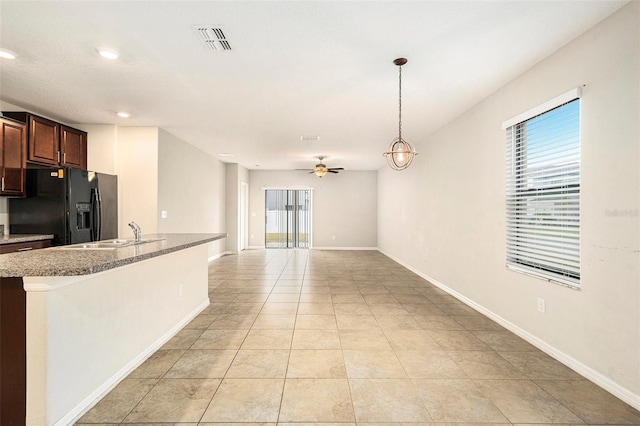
{"left": 0, "top": 240, "right": 52, "bottom": 254}
{"left": 0, "top": 277, "right": 26, "bottom": 426}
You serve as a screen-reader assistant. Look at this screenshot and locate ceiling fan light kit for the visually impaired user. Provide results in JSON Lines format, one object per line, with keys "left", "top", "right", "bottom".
{"left": 297, "top": 156, "right": 344, "bottom": 178}
{"left": 314, "top": 165, "right": 328, "bottom": 178}
{"left": 383, "top": 57, "right": 418, "bottom": 171}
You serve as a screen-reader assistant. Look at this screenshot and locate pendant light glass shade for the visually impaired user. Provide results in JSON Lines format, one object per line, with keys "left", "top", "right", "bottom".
{"left": 383, "top": 57, "right": 417, "bottom": 171}
{"left": 385, "top": 137, "right": 416, "bottom": 170}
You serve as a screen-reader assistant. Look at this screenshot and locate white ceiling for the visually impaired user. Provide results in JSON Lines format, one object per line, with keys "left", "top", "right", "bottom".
{"left": 0, "top": 1, "right": 627, "bottom": 171}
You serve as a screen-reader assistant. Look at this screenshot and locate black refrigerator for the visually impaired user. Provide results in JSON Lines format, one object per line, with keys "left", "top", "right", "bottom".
{"left": 9, "top": 168, "right": 118, "bottom": 246}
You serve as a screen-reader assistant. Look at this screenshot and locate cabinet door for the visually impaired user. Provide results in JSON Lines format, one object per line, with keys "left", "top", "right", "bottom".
{"left": 60, "top": 125, "right": 87, "bottom": 170}
{"left": 0, "top": 118, "right": 27, "bottom": 196}
{"left": 28, "top": 115, "right": 59, "bottom": 165}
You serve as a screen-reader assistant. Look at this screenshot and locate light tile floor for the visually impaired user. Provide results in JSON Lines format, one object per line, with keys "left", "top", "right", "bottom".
{"left": 77, "top": 249, "right": 640, "bottom": 425}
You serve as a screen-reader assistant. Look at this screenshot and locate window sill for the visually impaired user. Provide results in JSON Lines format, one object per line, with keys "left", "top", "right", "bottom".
{"left": 506, "top": 263, "right": 581, "bottom": 290}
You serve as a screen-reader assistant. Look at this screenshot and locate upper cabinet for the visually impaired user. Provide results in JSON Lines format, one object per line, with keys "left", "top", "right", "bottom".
{"left": 0, "top": 117, "right": 27, "bottom": 196}
{"left": 28, "top": 114, "right": 59, "bottom": 165}
{"left": 60, "top": 125, "right": 87, "bottom": 169}
{"left": 3, "top": 112, "right": 87, "bottom": 170}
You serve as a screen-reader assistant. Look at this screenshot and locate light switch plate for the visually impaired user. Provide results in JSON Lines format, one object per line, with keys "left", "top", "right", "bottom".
{"left": 161, "top": 210, "right": 168, "bottom": 219}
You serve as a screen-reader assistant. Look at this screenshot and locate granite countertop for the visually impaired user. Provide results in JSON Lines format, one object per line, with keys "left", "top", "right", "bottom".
{"left": 0, "top": 234, "right": 55, "bottom": 244}
{"left": 0, "top": 233, "right": 226, "bottom": 277}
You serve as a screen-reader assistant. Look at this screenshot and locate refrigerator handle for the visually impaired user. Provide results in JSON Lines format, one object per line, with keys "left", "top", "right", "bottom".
{"left": 91, "top": 188, "right": 103, "bottom": 241}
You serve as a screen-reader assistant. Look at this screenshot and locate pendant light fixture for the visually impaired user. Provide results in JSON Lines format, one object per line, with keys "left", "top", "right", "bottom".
{"left": 383, "top": 57, "right": 418, "bottom": 170}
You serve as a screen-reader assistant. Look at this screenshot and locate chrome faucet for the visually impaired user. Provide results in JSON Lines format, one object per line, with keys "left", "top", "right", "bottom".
{"left": 128, "top": 221, "right": 142, "bottom": 242}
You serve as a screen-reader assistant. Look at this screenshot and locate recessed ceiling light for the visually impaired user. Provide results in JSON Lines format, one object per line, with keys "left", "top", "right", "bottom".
{"left": 300, "top": 136, "right": 320, "bottom": 142}
{"left": 97, "top": 48, "right": 120, "bottom": 60}
{"left": 116, "top": 111, "right": 130, "bottom": 118}
{"left": 217, "top": 153, "right": 234, "bottom": 157}
{"left": 0, "top": 49, "right": 17, "bottom": 60}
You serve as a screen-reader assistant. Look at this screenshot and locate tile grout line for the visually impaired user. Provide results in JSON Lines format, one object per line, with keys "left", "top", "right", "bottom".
{"left": 275, "top": 248, "right": 307, "bottom": 424}
{"left": 197, "top": 249, "right": 293, "bottom": 423}
{"left": 333, "top": 256, "right": 359, "bottom": 424}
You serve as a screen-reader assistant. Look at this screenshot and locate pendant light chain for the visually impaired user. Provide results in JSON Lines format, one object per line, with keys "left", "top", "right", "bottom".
{"left": 398, "top": 63, "right": 402, "bottom": 140}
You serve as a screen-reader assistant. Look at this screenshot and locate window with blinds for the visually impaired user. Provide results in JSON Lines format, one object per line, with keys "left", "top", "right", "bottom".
{"left": 504, "top": 88, "right": 581, "bottom": 287}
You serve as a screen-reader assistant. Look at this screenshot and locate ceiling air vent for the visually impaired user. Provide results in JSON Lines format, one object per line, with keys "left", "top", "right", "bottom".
{"left": 192, "top": 26, "right": 232, "bottom": 51}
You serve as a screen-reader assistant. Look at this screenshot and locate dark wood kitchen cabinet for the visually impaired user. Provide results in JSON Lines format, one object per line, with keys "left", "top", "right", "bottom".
{"left": 0, "top": 117, "right": 27, "bottom": 196}
{"left": 2, "top": 112, "right": 87, "bottom": 170}
{"left": 26, "top": 114, "right": 59, "bottom": 166}
{"left": 60, "top": 125, "right": 87, "bottom": 169}
{"left": 0, "top": 277, "right": 27, "bottom": 425}
{"left": 0, "top": 240, "right": 51, "bottom": 254}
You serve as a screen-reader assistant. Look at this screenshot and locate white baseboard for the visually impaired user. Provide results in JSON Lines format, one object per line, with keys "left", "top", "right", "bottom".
{"left": 208, "top": 251, "right": 231, "bottom": 262}
{"left": 312, "top": 246, "right": 379, "bottom": 251}
{"left": 378, "top": 249, "right": 640, "bottom": 412}
{"left": 244, "top": 246, "right": 379, "bottom": 251}
{"left": 62, "top": 298, "right": 210, "bottom": 426}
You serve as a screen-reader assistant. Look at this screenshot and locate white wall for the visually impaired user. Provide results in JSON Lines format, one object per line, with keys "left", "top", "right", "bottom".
{"left": 378, "top": 2, "right": 639, "bottom": 407}
{"left": 224, "top": 163, "right": 249, "bottom": 254}
{"left": 115, "top": 127, "right": 159, "bottom": 237}
{"left": 79, "top": 124, "right": 118, "bottom": 175}
{"left": 225, "top": 164, "right": 239, "bottom": 253}
{"left": 249, "top": 170, "right": 377, "bottom": 249}
{"left": 158, "top": 129, "right": 226, "bottom": 257}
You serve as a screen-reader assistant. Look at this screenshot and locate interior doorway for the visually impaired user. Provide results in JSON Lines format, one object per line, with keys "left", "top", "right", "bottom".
{"left": 265, "top": 189, "right": 312, "bottom": 248}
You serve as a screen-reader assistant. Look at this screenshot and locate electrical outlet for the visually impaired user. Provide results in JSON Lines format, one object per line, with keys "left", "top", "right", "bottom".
{"left": 537, "top": 297, "right": 546, "bottom": 313}
{"left": 161, "top": 210, "right": 168, "bottom": 219}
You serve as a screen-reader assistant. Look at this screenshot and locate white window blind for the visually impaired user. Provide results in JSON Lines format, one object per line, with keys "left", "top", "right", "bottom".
{"left": 505, "top": 90, "right": 581, "bottom": 287}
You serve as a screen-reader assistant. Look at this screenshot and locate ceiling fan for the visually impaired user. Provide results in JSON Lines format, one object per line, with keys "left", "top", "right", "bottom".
{"left": 297, "top": 156, "right": 344, "bottom": 178}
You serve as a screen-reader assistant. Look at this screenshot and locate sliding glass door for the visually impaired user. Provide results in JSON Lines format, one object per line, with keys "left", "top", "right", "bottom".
{"left": 265, "top": 189, "right": 311, "bottom": 248}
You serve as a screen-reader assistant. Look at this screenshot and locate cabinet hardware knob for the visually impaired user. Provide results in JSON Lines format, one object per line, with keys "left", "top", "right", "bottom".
{"left": 57, "top": 151, "right": 61, "bottom": 163}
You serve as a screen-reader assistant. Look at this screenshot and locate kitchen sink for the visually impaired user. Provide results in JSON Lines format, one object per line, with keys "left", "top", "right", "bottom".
{"left": 132, "top": 238, "right": 165, "bottom": 245}
{"left": 55, "top": 238, "right": 165, "bottom": 250}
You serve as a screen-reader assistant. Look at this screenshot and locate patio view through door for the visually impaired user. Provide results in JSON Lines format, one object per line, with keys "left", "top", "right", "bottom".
{"left": 265, "top": 189, "right": 311, "bottom": 248}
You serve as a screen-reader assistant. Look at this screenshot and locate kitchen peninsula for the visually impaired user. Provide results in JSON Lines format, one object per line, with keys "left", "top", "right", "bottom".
{"left": 0, "top": 233, "right": 226, "bottom": 426}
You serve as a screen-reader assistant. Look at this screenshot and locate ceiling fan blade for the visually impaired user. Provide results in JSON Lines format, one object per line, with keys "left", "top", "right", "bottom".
{"left": 328, "top": 167, "right": 344, "bottom": 171}
{"left": 328, "top": 170, "right": 340, "bottom": 173}
{"left": 295, "top": 169, "right": 312, "bottom": 171}
{"left": 308, "top": 171, "right": 315, "bottom": 174}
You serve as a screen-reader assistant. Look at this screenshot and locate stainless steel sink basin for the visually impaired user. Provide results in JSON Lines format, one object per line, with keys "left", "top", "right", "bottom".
{"left": 55, "top": 238, "right": 165, "bottom": 250}
{"left": 57, "top": 243, "right": 116, "bottom": 250}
